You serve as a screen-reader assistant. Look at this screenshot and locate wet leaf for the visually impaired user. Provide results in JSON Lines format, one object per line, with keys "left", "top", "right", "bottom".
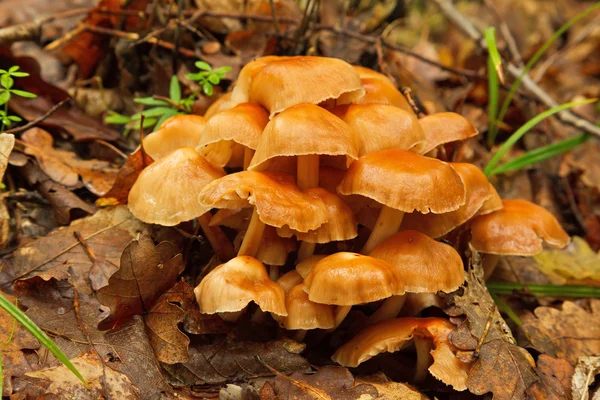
{"left": 533, "top": 237, "right": 600, "bottom": 284}
{"left": 0, "top": 206, "right": 148, "bottom": 294}
{"left": 97, "top": 234, "right": 183, "bottom": 330}
{"left": 96, "top": 147, "right": 153, "bottom": 206}
{"left": 527, "top": 354, "right": 574, "bottom": 400}
{"left": 522, "top": 300, "right": 600, "bottom": 365}
{"left": 144, "top": 280, "right": 190, "bottom": 364}
{"left": 26, "top": 350, "right": 141, "bottom": 399}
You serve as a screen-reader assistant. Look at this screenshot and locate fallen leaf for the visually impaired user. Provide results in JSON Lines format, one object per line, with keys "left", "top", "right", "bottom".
{"left": 571, "top": 356, "right": 600, "bottom": 400}
{"left": 527, "top": 354, "right": 574, "bottom": 400}
{"left": 97, "top": 234, "right": 183, "bottom": 330}
{"left": 26, "top": 350, "right": 141, "bottom": 399}
{"left": 145, "top": 280, "right": 190, "bottom": 364}
{"left": 96, "top": 147, "right": 153, "bottom": 207}
{"left": 268, "top": 365, "right": 379, "bottom": 400}
{"left": 0, "top": 206, "right": 148, "bottom": 294}
{"left": 0, "top": 350, "right": 33, "bottom": 397}
{"left": 533, "top": 237, "right": 600, "bottom": 284}
{"left": 0, "top": 292, "right": 38, "bottom": 353}
{"left": 0, "top": 133, "right": 13, "bottom": 180}
{"left": 167, "top": 338, "right": 311, "bottom": 386}
{"left": 560, "top": 141, "right": 600, "bottom": 192}
{"left": 38, "top": 180, "right": 97, "bottom": 225}
{"left": 356, "top": 373, "right": 428, "bottom": 399}
{"left": 522, "top": 300, "right": 600, "bottom": 365}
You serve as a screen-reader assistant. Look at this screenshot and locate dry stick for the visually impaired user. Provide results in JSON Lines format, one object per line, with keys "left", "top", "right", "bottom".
{"left": 484, "top": 0, "right": 524, "bottom": 67}
{"left": 93, "top": 139, "right": 128, "bottom": 159}
{"left": 432, "top": 0, "right": 600, "bottom": 139}
{"left": 4, "top": 98, "right": 70, "bottom": 135}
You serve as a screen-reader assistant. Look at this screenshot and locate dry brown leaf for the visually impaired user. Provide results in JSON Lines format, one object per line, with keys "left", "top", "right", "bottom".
{"left": 533, "top": 237, "right": 600, "bottom": 284}
{"left": 0, "top": 133, "right": 13, "bottom": 180}
{"left": 26, "top": 350, "right": 141, "bottom": 399}
{"left": 1, "top": 350, "right": 33, "bottom": 397}
{"left": 357, "top": 373, "right": 428, "bottom": 399}
{"left": 97, "top": 234, "right": 183, "bottom": 330}
{"left": 527, "top": 354, "right": 574, "bottom": 400}
{"left": 522, "top": 300, "right": 600, "bottom": 365}
{"left": 0, "top": 206, "right": 148, "bottom": 293}
{"left": 145, "top": 280, "right": 191, "bottom": 364}
{"left": 560, "top": 141, "right": 600, "bottom": 192}
{"left": 572, "top": 356, "right": 600, "bottom": 400}
{"left": 0, "top": 292, "right": 38, "bottom": 353}
{"left": 96, "top": 147, "right": 153, "bottom": 207}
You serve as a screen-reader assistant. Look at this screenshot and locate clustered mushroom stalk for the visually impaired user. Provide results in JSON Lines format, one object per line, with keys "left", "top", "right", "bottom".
{"left": 123, "top": 55, "right": 570, "bottom": 391}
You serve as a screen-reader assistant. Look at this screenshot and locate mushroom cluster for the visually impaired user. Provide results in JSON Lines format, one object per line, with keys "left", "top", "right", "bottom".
{"left": 126, "top": 56, "right": 570, "bottom": 390}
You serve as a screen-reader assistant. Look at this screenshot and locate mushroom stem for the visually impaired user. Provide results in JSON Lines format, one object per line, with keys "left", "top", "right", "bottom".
{"left": 333, "top": 306, "right": 352, "bottom": 329}
{"left": 297, "top": 154, "right": 320, "bottom": 190}
{"left": 218, "top": 310, "right": 244, "bottom": 322}
{"left": 197, "top": 213, "right": 235, "bottom": 261}
{"left": 269, "top": 265, "right": 279, "bottom": 280}
{"left": 243, "top": 147, "right": 255, "bottom": 170}
{"left": 367, "top": 295, "right": 406, "bottom": 325}
{"left": 361, "top": 206, "right": 405, "bottom": 254}
{"left": 293, "top": 330, "right": 307, "bottom": 342}
{"left": 482, "top": 254, "right": 501, "bottom": 280}
{"left": 413, "top": 337, "right": 434, "bottom": 383}
{"left": 297, "top": 242, "right": 316, "bottom": 261}
{"left": 238, "top": 208, "right": 266, "bottom": 257}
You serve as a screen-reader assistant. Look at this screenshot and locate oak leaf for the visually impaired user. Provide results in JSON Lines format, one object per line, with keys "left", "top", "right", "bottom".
{"left": 527, "top": 354, "right": 574, "bottom": 400}
{"left": 533, "top": 236, "right": 600, "bottom": 283}
{"left": 97, "top": 234, "right": 183, "bottom": 330}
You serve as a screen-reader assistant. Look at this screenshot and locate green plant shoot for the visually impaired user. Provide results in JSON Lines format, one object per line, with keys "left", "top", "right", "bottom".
{"left": 0, "top": 66, "right": 37, "bottom": 133}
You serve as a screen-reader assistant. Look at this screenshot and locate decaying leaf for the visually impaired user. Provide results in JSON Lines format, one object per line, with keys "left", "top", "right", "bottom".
{"left": 26, "top": 350, "right": 141, "bottom": 399}
{"left": 560, "top": 141, "right": 600, "bottom": 192}
{"left": 167, "top": 338, "right": 311, "bottom": 386}
{"left": 444, "top": 251, "right": 539, "bottom": 399}
{"left": 1, "top": 350, "right": 34, "bottom": 397}
{"left": 97, "top": 234, "right": 183, "bottom": 330}
{"left": 0, "top": 206, "right": 148, "bottom": 293}
{"left": 357, "top": 373, "right": 428, "bottom": 399}
{"left": 527, "top": 354, "right": 574, "bottom": 400}
{"left": 96, "top": 147, "right": 153, "bottom": 207}
{"left": 533, "top": 236, "right": 600, "bottom": 284}
{"left": 0, "top": 292, "right": 38, "bottom": 352}
{"left": 522, "top": 300, "right": 600, "bottom": 365}
{"left": 572, "top": 356, "right": 600, "bottom": 400}
{"left": 267, "top": 365, "right": 379, "bottom": 400}
{"left": 0, "top": 133, "right": 13, "bottom": 180}
{"left": 145, "top": 280, "right": 190, "bottom": 364}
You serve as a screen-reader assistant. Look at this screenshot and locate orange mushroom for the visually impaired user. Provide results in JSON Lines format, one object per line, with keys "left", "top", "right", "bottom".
{"left": 203, "top": 92, "right": 232, "bottom": 120}
{"left": 470, "top": 199, "right": 570, "bottom": 278}
{"left": 352, "top": 66, "right": 413, "bottom": 114}
{"left": 338, "top": 149, "right": 466, "bottom": 253}
{"left": 229, "top": 56, "right": 287, "bottom": 106}
{"left": 418, "top": 112, "right": 478, "bottom": 156}
{"left": 332, "top": 317, "right": 471, "bottom": 391}
{"left": 142, "top": 115, "right": 206, "bottom": 160}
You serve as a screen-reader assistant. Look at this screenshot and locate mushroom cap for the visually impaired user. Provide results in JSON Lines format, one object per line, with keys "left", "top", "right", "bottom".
{"left": 303, "top": 252, "right": 405, "bottom": 306}
{"left": 210, "top": 208, "right": 252, "bottom": 230}
{"left": 198, "top": 171, "right": 329, "bottom": 232}
{"left": 248, "top": 104, "right": 359, "bottom": 171}
{"left": 331, "top": 104, "right": 425, "bottom": 156}
{"left": 277, "top": 187, "right": 357, "bottom": 243}
{"left": 280, "top": 284, "right": 336, "bottom": 330}
{"left": 418, "top": 112, "right": 478, "bottom": 154}
{"left": 142, "top": 115, "right": 206, "bottom": 160}
{"left": 194, "top": 256, "right": 287, "bottom": 316}
{"left": 203, "top": 92, "right": 232, "bottom": 120}
{"left": 249, "top": 56, "right": 364, "bottom": 117}
{"left": 128, "top": 147, "right": 225, "bottom": 226}
{"left": 255, "top": 226, "right": 296, "bottom": 266}
{"left": 296, "top": 254, "right": 327, "bottom": 278}
{"left": 337, "top": 149, "right": 466, "bottom": 214}
{"left": 353, "top": 78, "right": 413, "bottom": 114}
{"left": 477, "top": 184, "right": 503, "bottom": 216}
{"left": 230, "top": 56, "right": 286, "bottom": 106}
{"left": 470, "top": 199, "right": 570, "bottom": 256}
{"left": 401, "top": 163, "right": 492, "bottom": 238}
{"left": 332, "top": 317, "right": 470, "bottom": 391}
{"left": 369, "top": 230, "right": 465, "bottom": 293}
{"left": 276, "top": 270, "right": 303, "bottom": 293}
{"left": 353, "top": 66, "right": 393, "bottom": 83}
{"left": 198, "top": 103, "right": 269, "bottom": 167}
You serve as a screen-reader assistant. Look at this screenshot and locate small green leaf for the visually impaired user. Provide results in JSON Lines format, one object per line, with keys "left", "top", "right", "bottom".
{"left": 141, "top": 117, "right": 157, "bottom": 128}
{"left": 10, "top": 89, "right": 36, "bottom": 98}
{"left": 186, "top": 72, "right": 209, "bottom": 81}
{"left": 202, "top": 82, "right": 213, "bottom": 96}
{"left": 138, "top": 106, "right": 175, "bottom": 118}
{"left": 213, "top": 66, "right": 232, "bottom": 77}
{"left": 169, "top": 76, "right": 181, "bottom": 103}
{"left": 7, "top": 115, "right": 22, "bottom": 122}
{"left": 154, "top": 109, "right": 179, "bottom": 130}
{"left": 0, "top": 70, "right": 6, "bottom": 74}
{"left": 134, "top": 97, "right": 169, "bottom": 106}
{"left": 9, "top": 72, "right": 29, "bottom": 78}
{"left": 1, "top": 75, "right": 14, "bottom": 90}
{"left": 8, "top": 66, "right": 19, "bottom": 73}
{"left": 0, "top": 91, "right": 10, "bottom": 105}
{"left": 104, "top": 112, "right": 131, "bottom": 125}
{"left": 195, "top": 61, "right": 212, "bottom": 71}
{"left": 208, "top": 73, "right": 220, "bottom": 85}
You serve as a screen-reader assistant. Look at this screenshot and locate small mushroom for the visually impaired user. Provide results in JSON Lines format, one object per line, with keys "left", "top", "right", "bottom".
{"left": 229, "top": 56, "right": 286, "bottom": 106}
{"left": 332, "top": 317, "right": 471, "bottom": 391}
{"left": 303, "top": 252, "right": 406, "bottom": 328}
{"left": 470, "top": 199, "right": 570, "bottom": 278}
{"left": 401, "top": 163, "right": 492, "bottom": 238}
{"left": 197, "top": 103, "right": 269, "bottom": 169}
{"left": 338, "top": 149, "right": 466, "bottom": 254}
{"left": 194, "top": 256, "right": 287, "bottom": 321}
{"left": 418, "top": 112, "right": 478, "bottom": 156}
{"left": 352, "top": 66, "right": 413, "bottom": 114}
{"left": 203, "top": 92, "right": 232, "bottom": 119}
{"left": 249, "top": 56, "right": 365, "bottom": 117}
{"left": 331, "top": 103, "right": 425, "bottom": 156}
{"left": 477, "top": 183, "right": 503, "bottom": 216}
{"left": 142, "top": 115, "right": 206, "bottom": 160}
{"left": 368, "top": 230, "right": 465, "bottom": 323}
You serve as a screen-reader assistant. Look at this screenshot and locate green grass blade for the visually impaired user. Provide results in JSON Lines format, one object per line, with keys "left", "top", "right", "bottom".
{"left": 491, "top": 293, "right": 522, "bottom": 326}
{"left": 487, "top": 282, "right": 600, "bottom": 298}
{"left": 494, "top": 2, "right": 600, "bottom": 137}
{"left": 0, "top": 293, "right": 88, "bottom": 388}
{"left": 169, "top": 76, "right": 181, "bottom": 104}
{"left": 484, "top": 98, "right": 595, "bottom": 175}
{"left": 489, "top": 133, "right": 590, "bottom": 175}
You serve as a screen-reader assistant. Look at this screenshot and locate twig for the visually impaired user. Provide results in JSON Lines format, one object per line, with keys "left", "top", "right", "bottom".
{"left": 484, "top": 0, "right": 524, "bottom": 67}
{"left": 4, "top": 98, "right": 70, "bottom": 134}
{"left": 432, "top": 0, "right": 600, "bottom": 138}
{"left": 152, "top": 95, "right": 187, "bottom": 112}
{"left": 93, "top": 139, "right": 128, "bottom": 160}
{"left": 268, "top": 0, "right": 281, "bottom": 37}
